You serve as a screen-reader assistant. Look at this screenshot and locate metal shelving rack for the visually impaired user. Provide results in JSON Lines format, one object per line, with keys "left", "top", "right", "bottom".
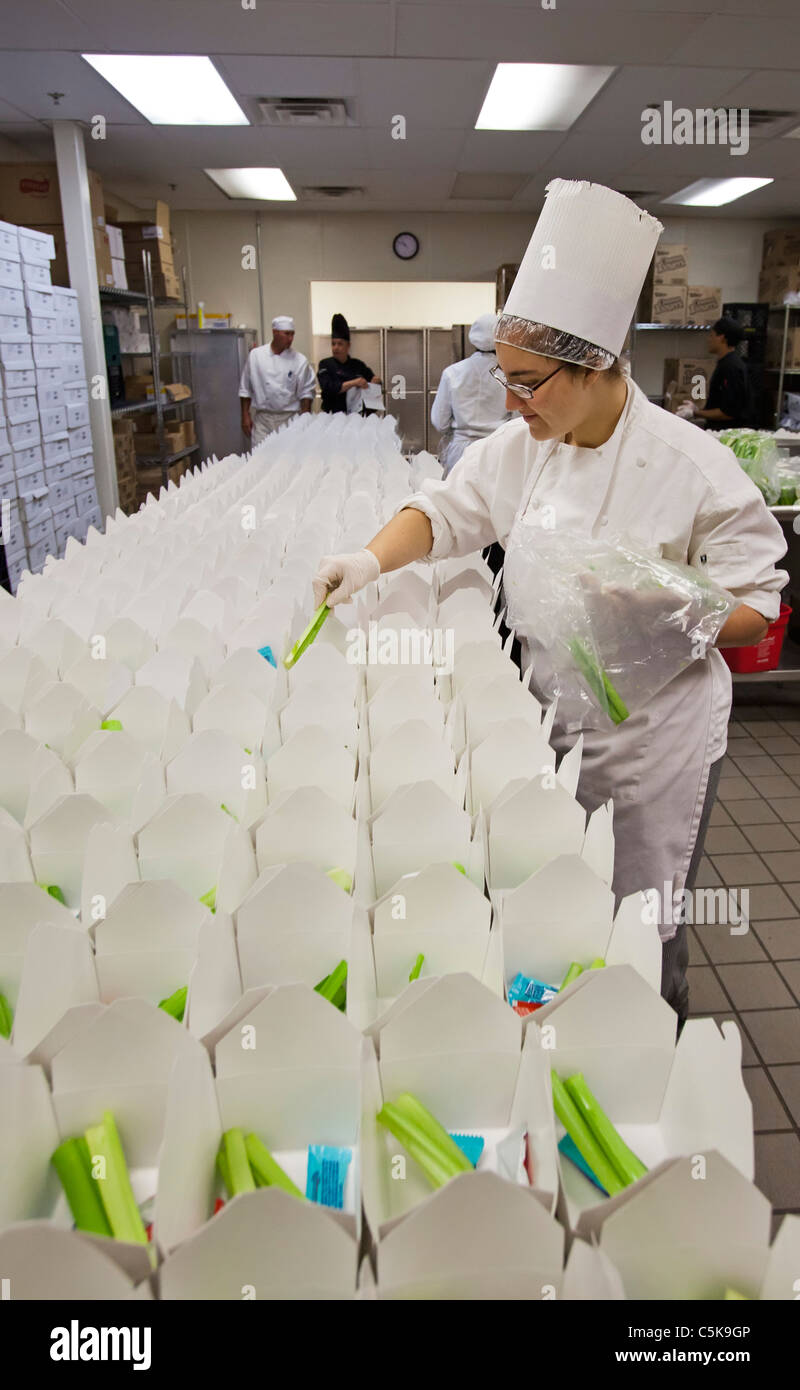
{"left": 765, "top": 303, "right": 800, "bottom": 429}
{"left": 627, "top": 321, "right": 714, "bottom": 391}
{"left": 100, "top": 251, "right": 200, "bottom": 489}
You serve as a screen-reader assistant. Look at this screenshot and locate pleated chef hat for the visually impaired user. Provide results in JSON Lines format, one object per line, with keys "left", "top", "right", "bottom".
{"left": 496, "top": 180, "right": 663, "bottom": 369}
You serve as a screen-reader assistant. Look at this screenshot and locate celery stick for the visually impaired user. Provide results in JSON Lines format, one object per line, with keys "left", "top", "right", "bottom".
{"left": 568, "top": 638, "right": 629, "bottom": 724}
{"left": 84, "top": 1112, "right": 148, "bottom": 1245}
{"left": 38, "top": 882, "right": 67, "bottom": 905}
{"left": 51, "top": 1136, "right": 112, "bottom": 1237}
{"left": 452, "top": 861, "right": 467, "bottom": 875}
{"left": 282, "top": 601, "right": 332, "bottom": 669}
{"left": 551, "top": 1072, "right": 625, "bottom": 1197}
{"left": 0, "top": 992, "right": 12, "bottom": 1040}
{"left": 392, "top": 1093, "right": 474, "bottom": 1175}
{"left": 564, "top": 1073, "right": 647, "bottom": 1186}
{"left": 100, "top": 719, "right": 123, "bottom": 731}
{"left": 590, "top": 957, "right": 606, "bottom": 969}
{"left": 315, "top": 960, "right": 347, "bottom": 1003}
{"left": 223, "top": 1128, "right": 256, "bottom": 1195}
{"left": 560, "top": 961, "right": 584, "bottom": 990}
{"left": 377, "top": 1103, "right": 461, "bottom": 1189}
{"left": 216, "top": 1144, "right": 234, "bottom": 1197}
{"left": 724, "top": 1289, "right": 749, "bottom": 1300}
{"left": 326, "top": 867, "right": 353, "bottom": 893}
{"left": 409, "top": 953, "right": 425, "bottom": 982}
{"left": 199, "top": 886, "right": 216, "bottom": 913}
{"left": 158, "top": 985, "right": 187, "bottom": 1022}
{"left": 244, "top": 1134, "right": 305, "bottom": 1200}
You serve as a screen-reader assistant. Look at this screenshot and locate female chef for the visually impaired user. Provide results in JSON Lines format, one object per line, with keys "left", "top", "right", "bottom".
{"left": 313, "top": 181, "right": 789, "bottom": 1024}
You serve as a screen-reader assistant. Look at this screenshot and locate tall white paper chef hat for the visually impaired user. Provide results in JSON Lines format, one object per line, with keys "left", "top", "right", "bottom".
{"left": 272, "top": 315, "right": 295, "bottom": 331}
{"left": 496, "top": 180, "right": 663, "bottom": 370}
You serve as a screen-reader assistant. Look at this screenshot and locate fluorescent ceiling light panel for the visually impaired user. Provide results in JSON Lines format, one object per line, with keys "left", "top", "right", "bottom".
{"left": 205, "top": 168, "right": 297, "bottom": 201}
{"left": 662, "top": 177, "right": 773, "bottom": 207}
{"left": 475, "top": 63, "right": 615, "bottom": 131}
{"left": 82, "top": 55, "right": 248, "bottom": 125}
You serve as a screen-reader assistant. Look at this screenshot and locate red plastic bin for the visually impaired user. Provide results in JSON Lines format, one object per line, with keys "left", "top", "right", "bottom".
{"left": 720, "top": 603, "right": 792, "bottom": 674}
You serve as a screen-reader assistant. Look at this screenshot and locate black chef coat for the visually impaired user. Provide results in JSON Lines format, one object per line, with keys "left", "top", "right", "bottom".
{"left": 318, "top": 355, "right": 375, "bottom": 414}
{"left": 706, "top": 350, "right": 752, "bottom": 427}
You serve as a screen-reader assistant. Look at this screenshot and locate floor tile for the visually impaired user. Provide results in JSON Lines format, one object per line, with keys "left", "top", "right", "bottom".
{"left": 741, "top": 720, "right": 785, "bottom": 735}
{"left": 761, "top": 850, "right": 800, "bottom": 880}
{"left": 754, "top": 736, "right": 800, "bottom": 756}
{"left": 695, "top": 921, "right": 766, "bottom": 963}
{"left": 717, "top": 776, "right": 760, "bottom": 801}
{"left": 777, "top": 960, "right": 800, "bottom": 1004}
{"left": 699, "top": 1012, "right": 758, "bottom": 1065}
{"left": 778, "top": 720, "right": 800, "bottom": 735}
{"left": 752, "top": 919, "right": 800, "bottom": 960}
{"left": 742, "top": 1068, "right": 794, "bottom": 1130}
{"left": 742, "top": 824, "right": 799, "bottom": 852}
{"left": 769, "top": 1064, "right": 800, "bottom": 1125}
{"left": 685, "top": 966, "right": 730, "bottom": 1013}
{"left": 747, "top": 884, "right": 800, "bottom": 918}
{"left": 776, "top": 754, "right": 800, "bottom": 775}
{"left": 783, "top": 884, "right": 800, "bottom": 913}
{"left": 754, "top": 1134, "right": 800, "bottom": 1209}
{"left": 742, "top": 1009, "right": 800, "bottom": 1064}
{"left": 708, "top": 803, "right": 732, "bottom": 827}
{"left": 716, "top": 963, "right": 796, "bottom": 1010}
{"left": 687, "top": 929, "right": 706, "bottom": 965}
{"left": 694, "top": 857, "right": 721, "bottom": 887}
{"left": 749, "top": 774, "right": 800, "bottom": 798}
{"left": 765, "top": 796, "right": 800, "bottom": 820}
{"left": 708, "top": 853, "right": 773, "bottom": 885}
{"left": 726, "top": 800, "right": 779, "bottom": 827}
{"left": 705, "top": 826, "right": 753, "bottom": 855}
{"left": 730, "top": 754, "right": 782, "bottom": 777}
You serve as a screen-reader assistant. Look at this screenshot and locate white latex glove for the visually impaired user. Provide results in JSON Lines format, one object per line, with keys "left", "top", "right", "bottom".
{"left": 675, "top": 401, "right": 696, "bottom": 420}
{"left": 313, "top": 548, "right": 381, "bottom": 608}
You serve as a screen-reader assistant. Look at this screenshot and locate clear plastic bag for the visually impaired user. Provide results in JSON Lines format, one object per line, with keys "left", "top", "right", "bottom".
{"left": 504, "top": 529, "right": 737, "bottom": 731}
{"left": 717, "top": 429, "right": 781, "bottom": 505}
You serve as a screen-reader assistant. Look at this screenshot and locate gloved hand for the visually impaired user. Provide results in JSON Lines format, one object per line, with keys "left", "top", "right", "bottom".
{"left": 675, "top": 401, "right": 696, "bottom": 420}
{"left": 313, "top": 548, "right": 381, "bottom": 608}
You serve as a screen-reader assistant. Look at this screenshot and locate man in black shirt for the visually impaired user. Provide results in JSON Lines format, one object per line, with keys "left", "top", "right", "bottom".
{"left": 692, "top": 316, "right": 753, "bottom": 427}
{"left": 318, "top": 314, "right": 382, "bottom": 413}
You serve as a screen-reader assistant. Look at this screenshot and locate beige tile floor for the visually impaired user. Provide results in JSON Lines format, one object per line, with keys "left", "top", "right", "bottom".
{"left": 689, "top": 699, "right": 800, "bottom": 1227}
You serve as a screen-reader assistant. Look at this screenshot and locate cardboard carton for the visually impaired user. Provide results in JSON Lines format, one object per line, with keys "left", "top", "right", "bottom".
{"left": 650, "top": 285, "right": 688, "bottom": 324}
{"left": 686, "top": 286, "right": 722, "bottom": 325}
{"left": 762, "top": 228, "right": 800, "bottom": 270}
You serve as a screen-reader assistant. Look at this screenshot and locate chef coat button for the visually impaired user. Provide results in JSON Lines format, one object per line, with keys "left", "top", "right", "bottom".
{"left": 637, "top": 458, "right": 646, "bottom": 468}
{"left": 599, "top": 516, "right": 608, "bottom": 526}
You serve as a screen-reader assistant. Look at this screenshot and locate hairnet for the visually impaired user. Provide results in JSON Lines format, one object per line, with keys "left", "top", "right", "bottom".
{"left": 468, "top": 312, "right": 498, "bottom": 352}
{"left": 494, "top": 313, "right": 617, "bottom": 371}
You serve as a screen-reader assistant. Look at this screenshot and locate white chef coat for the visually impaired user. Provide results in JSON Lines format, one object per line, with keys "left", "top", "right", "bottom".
{"left": 239, "top": 344, "right": 316, "bottom": 414}
{"left": 398, "top": 376, "right": 789, "bottom": 938}
{"left": 431, "top": 350, "right": 512, "bottom": 476}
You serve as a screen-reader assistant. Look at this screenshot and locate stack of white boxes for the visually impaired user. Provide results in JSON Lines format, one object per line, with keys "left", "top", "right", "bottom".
{"left": 0, "top": 218, "right": 102, "bottom": 592}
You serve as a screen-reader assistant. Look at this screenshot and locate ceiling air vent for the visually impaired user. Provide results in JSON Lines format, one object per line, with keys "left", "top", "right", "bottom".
{"left": 257, "top": 97, "right": 348, "bottom": 127}
{"left": 300, "top": 185, "right": 365, "bottom": 199}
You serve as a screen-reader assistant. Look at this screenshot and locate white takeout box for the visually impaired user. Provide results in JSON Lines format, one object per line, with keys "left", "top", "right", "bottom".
{"left": 0, "top": 1223, "right": 152, "bottom": 1299}
{"left": 255, "top": 785, "right": 357, "bottom": 880}
{"left": 0, "top": 728, "right": 72, "bottom": 827}
{"left": 360, "top": 973, "right": 558, "bottom": 1244}
{"left": 0, "top": 883, "right": 98, "bottom": 1055}
{"left": 368, "top": 780, "right": 483, "bottom": 899}
{"left": 166, "top": 729, "right": 267, "bottom": 828}
{"left": 137, "top": 793, "right": 258, "bottom": 914}
{"left": 107, "top": 686, "right": 191, "bottom": 762}
{"left": 267, "top": 725, "right": 355, "bottom": 810}
{"left": 92, "top": 879, "right": 212, "bottom": 1007}
{"left": 236, "top": 861, "right": 354, "bottom": 991}
{"left": 28, "top": 793, "right": 113, "bottom": 909}
{"left": 533, "top": 966, "right": 754, "bottom": 1231}
{"left": 73, "top": 730, "right": 165, "bottom": 831}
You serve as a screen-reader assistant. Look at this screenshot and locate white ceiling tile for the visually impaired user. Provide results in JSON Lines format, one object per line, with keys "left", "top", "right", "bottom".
{"left": 365, "top": 126, "right": 466, "bottom": 170}
{"left": 213, "top": 56, "right": 360, "bottom": 97}
{"left": 457, "top": 130, "right": 566, "bottom": 173}
{"left": 575, "top": 66, "right": 752, "bottom": 134}
{"left": 395, "top": 6, "right": 707, "bottom": 62}
{"left": 0, "top": 1, "right": 93, "bottom": 48}
{"left": 65, "top": 1, "right": 393, "bottom": 56}
{"left": 719, "top": 70, "right": 800, "bottom": 109}
{"left": 668, "top": 16, "right": 800, "bottom": 70}
{"left": 357, "top": 58, "right": 493, "bottom": 129}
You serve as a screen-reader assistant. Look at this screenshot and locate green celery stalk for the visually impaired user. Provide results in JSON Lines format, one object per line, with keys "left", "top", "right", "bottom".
{"left": 38, "top": 883, "right": 67, "bottom": 905}
{"left": 51, "top": 1136, "right": 112, "bottom": 1237}
{"left": 377, "top": 1103, "right": 462, "bottom": 1189}
{"left": 100, "top": 719, "right": 123, "bottom": 731}
{"left": 282, "top": 601, "right": 332, "bottom": 669}
{"left": 0, "top": 992, "right": 13, "bottom": 1040}
{"left": 222, "top": 1128, "right": 256, "bottom": 1195}
{"left": 560, "top": 961, "right": 584, "bottom": 990}
{"left": 568, "top": 638, "right": 629, "bottom": 724}
{"left": 326, "top": 867, "right": 353, "bottom": 893}
{"left": 724, "top": 1289, "right": 749, "bottom": 1300}
{"left": 199, "top": 887, "right": 216, "bottom": 913}
{"left": 409, "top": 953, "right": 425, "bottom": 982}
{"left": 391, "top": 1093, "right": 474, "bottom": 1176}
{"left": 564, "top": 1073, "right": 647, "bottom": 1186}
{"left": 315, "top": 960, "right": 348, "bottom": 1003}
{"left": 216, "top": 1145, "right": 234, "bottom": 1197}
{"left": 244, "top": 1134, "right": 305, "bottom": 1200}
{"left": 589, "top": 957, "right": 606, "bottom": 970}
{"left": 158, "top": 985, "right": 187, "bottom": 1021}
{"left": 84, "top": 1112, "right": 148, "bottom": 1245}
{"left": 551, "top": 1072, "right": 625, "bottom": 1197}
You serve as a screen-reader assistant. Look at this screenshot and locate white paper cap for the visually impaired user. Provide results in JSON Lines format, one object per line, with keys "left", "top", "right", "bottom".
{"left": 468, "top": 313, "right": 498, "bottom": 352}
{"left": 501, "top": 180, "right": 663, "bottom": 358}
{"left": 272, "top": 315, "right": 295, "bottom": 331}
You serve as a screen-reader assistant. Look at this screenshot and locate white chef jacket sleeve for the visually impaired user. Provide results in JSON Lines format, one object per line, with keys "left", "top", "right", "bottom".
{"left": 688, "top": 470, "right": 789, "bottom": 623}
{"left": 394, "top": 421, "right": 522, "bottom": 561}
{"left": 296, "top": 355, "right": 317, "bottom": 401}
{"left": 239, "top": 352, "right": 253, "bottom": 399}
{"left": 430, "top": 370, "right": 453, "bottom": 433}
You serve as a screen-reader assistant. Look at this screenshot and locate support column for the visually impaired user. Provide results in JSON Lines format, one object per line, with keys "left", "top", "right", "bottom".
{"left": 52, "top": 120, "right": 118, "bottom": 520}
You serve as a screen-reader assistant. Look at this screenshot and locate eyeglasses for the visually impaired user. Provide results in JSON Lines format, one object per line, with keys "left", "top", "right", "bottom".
{"left": 490, "top": 362, "right": 564, "bottom": 400}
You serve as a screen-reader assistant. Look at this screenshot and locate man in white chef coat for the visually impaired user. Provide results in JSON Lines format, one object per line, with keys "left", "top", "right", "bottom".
{"left": 431, "top": 312, "right": 512, "bottom": 476}
{"left": 311, "top": 180, "right": 789, "bottom": 1027}
{"left": 240, "top": 315, "right": 316, "bottom": 444}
